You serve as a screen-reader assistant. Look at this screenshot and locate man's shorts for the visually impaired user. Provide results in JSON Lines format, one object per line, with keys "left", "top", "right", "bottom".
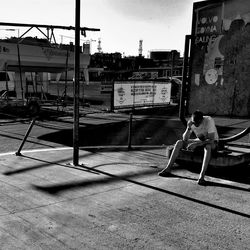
{"left": 182, "top": 139, "right": 218, "bottom": 152}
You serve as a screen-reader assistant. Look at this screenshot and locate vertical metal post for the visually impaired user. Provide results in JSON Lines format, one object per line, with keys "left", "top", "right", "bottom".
{"left": 4, "top": 63, "right": 9, "bottom": 102}
{"left": 128, "top": 113, "right": 133, "bottom": 150}
{"left": 63, "top": 48, "right": 69, "bottom": 104}
{"left": 73, "top": 0, "right": 81, "bottom": 166}
{"left": 179, "top": 35, "right": 191, "bottom": 126}
{"left": 110, "top": 82, "right": 114, "bottom": 111}
{"left": 17, "top": 42, "right": 24, "bottom": 100}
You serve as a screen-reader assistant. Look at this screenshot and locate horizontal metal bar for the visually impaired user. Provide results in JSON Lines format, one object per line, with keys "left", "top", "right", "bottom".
{"left": 0, "top": 22, "right": 100, "bottom": 32}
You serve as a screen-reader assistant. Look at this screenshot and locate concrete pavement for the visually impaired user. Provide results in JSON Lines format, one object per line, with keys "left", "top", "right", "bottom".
{"left": 1, "top": 109, "right": 250, "bottom": 249}
{"left": 0, "top": 145, "right": 249, "bottom": 249}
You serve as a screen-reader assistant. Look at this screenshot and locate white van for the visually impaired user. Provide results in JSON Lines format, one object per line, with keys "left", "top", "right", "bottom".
{"left": 0, "top": 71, "right": 15, "bottom": 93}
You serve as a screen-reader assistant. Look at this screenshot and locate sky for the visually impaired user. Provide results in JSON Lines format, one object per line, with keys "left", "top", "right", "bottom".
{"left": 1, "top": 0, "right": 204, "bottom": 57}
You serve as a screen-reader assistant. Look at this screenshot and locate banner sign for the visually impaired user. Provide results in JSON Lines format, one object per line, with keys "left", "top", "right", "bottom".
{"left": 190, "top": 0, "right": 250, "bottom": 116}
{"left": 113, "top": 81, "right": 171, "bottom": 109}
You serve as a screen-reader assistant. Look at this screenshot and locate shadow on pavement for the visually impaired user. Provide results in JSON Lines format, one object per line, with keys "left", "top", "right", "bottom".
{"left": 3, "top": 153, "right": 97, "bottom": 176}
{"left": 32, "top": 165, "right": 157, "bottom": 195}
{"left": 32, "top": 162, "right": 250, "bottom": 219}
{"left": 183, "top": 164, "right": 250, "bottom": 186}
{"left": 169, "top": 174, "right": 250, "bottom": 192}
{"left": 0, "top": 131, "right": 58, "bottom": 149}
{"left": 37, "top": 118, "right": 184, "bottom": 147}
{"left": 4, "top": 149, "right": 249, "bottom": 218}
{"left": 81, "top": 145, "right": 166, "bottom": 157}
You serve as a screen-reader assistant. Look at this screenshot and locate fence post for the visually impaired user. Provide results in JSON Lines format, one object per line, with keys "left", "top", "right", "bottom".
{"left": 128, "top": 113, "right": 133, "bottom": 150}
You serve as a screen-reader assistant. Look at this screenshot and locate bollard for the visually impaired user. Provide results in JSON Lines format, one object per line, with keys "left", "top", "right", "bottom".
{"left": 128, "top": 113, "right": 133, "bottom": 150}
{"left": 15, "top": 117, "right": 37, "bottom": 156}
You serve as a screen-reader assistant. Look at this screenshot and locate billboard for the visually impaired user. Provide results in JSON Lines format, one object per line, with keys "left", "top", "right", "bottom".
{"left": 190, "top": 0, "right": 250, "bottom": 116}
{"left": 113, "top": 81, "right": 171, "bottom": 110}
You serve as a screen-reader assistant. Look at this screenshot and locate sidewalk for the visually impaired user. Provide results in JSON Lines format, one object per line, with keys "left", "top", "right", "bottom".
{"left": 0, "top": 146, "right": 249, "bottom": 249}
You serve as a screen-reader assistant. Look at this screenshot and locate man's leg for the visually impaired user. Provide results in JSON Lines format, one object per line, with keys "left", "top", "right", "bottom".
{"left": 197, "top": 144, "right": 212, "bottom": 184}
{"left": 158, "top": 140, "right": 184, "bottom": 176}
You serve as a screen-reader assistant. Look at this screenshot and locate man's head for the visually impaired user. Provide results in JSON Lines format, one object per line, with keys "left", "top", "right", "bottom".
{"left": 191, "top": 110, "right": 203, "bottom": 127}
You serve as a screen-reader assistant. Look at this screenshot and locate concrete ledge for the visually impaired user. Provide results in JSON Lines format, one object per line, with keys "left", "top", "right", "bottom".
{"left": 167, "top": 146, "right": 250, "bottom": 168}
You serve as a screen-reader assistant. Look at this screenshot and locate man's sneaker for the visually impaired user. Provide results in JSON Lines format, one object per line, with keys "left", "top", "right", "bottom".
{"left": 197, "top": 178, "right": 206, "bottom": 185}
{"left": 158, "top": 171, "right": 173, "bottom": 177}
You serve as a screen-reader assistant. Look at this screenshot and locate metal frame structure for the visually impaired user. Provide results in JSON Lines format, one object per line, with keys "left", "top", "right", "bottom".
{"left": 0, "top": 15, "right": 100, "bottom": 165}
{"left": 0, "top": 21, "right": 99, "bottom": 44}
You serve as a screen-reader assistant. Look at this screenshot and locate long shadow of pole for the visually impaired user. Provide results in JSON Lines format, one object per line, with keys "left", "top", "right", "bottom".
{"left": 33, "top": 162, "right": 250, "bottom": 219}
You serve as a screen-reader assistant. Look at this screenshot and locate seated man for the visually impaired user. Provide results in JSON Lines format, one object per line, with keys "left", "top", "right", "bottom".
{"left": 158, "top": 110, "right": 219, "bottom": 185}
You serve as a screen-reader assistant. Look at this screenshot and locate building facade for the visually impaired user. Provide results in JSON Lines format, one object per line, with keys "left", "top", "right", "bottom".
{"left": 189, "top": 0, "right": 250, "bottom": 116}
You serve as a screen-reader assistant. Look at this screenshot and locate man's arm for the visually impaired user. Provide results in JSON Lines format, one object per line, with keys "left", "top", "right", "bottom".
{"left": 203, "top": 132, "right": 215, "bottom": 143}
{"left": 186, "top": 133, "right": 215, "bottom": 151}
{"left": 196, "top": 132, "right": 215, "bottom": 145}
{"left": 183, "top": 120, "right": 193, "bottom": 141}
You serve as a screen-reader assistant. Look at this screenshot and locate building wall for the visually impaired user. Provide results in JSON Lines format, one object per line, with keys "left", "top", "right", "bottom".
{"left": 150, "top": 50, "right": 180, "bottom": 61}
{"left": 189, "top": 0, "right": 250, "bottom": 116}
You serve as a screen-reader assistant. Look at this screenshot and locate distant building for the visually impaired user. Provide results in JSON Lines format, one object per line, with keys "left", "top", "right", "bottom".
{"left": 88, "top": 50, "right": 183, "bottom": 81}
{"left": 149, "top": 50, "right": 183, "bottom": 77}
{"left": 150, "top": 50, "right": 180, "bottom": 61}
{"left": 89, "top": 53, "right": 155, "bottom": 81}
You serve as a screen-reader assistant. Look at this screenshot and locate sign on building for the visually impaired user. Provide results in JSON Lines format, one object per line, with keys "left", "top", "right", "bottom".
{"left": 190, "top": 0, "right": 250, "bottom": 116}
{"left": 113, "top": 81, "right": 171, "bottom": 110}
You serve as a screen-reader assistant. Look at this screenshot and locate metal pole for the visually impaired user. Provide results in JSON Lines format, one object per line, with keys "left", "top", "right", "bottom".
{"left": 15, "top": 117, "right": 37, "bottom": 156}
{"left": 128, "top": 113, "right": 133, "bottom": 150}
{"left": 73, "top": 0, "right": 81, "bottom": 166}
{"left": 17, "top": 42, "right": 24, "bottom": 100}
{"left": 4, "top": 63, "right": 9, "bottom": 102}
{"left": 63, "top": 48, "right": 69, "bottom": 100}
{"left": 179, "top": 35, "right": 191, "bottom": 126}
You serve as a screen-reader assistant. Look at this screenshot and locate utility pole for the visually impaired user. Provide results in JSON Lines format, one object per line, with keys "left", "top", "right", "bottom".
{"left": 73, "top": 0, "right": 81, "bottom": 166}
